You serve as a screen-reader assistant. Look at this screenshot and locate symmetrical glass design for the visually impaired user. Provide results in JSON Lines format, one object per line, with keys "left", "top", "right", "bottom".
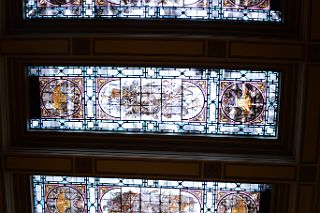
{"left": 32, "top": 175, "right": 271, "bottom": 213}
{"left": 24, "top": 0, "right": 282, "bottom": 22}
{"left": 96, "top": 78, "right": 207, "bottom": 122}
{"left": 28, "top": 66, "right": 280, "bottom": 137}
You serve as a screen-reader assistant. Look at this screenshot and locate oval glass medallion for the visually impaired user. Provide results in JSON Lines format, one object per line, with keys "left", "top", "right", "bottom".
{"left": 99, "top": 188, "right": 201, "bottom": 212}
{"left": 39, "top": 0, "right": 81, "bottom": 6}
{"left": 97, "top": 79, "right": 206, "bottom": 121}
{"left": 229, "top": 0, "right": 267, "bottom": 7}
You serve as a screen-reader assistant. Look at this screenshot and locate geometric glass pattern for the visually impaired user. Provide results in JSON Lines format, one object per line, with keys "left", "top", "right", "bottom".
{"left": 25, "top": 0, "right": 282, "bottom": 22}
{"left": 28, "top": 66, "right": 280, "bottom": 137}
{"left": 32, "top": 175, "right": 272, "bottom": 213}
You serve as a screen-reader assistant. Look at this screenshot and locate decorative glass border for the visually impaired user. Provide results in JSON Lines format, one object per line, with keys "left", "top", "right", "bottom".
{"left": 28, "top": 66, "right": 280, "bottom": 138}
{"left": 24, "top": 0, "right": 282, "bottom": 22}
{"left": 32, "top": 175, "right": 272, "bottom": 213}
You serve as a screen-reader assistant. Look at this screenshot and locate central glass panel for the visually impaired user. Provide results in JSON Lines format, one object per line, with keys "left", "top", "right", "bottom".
{"left": 96, "top": 77, "right": 206, "bottom": 121}
{"left": 28, "top": 66, "right": 280, "bottom": 137}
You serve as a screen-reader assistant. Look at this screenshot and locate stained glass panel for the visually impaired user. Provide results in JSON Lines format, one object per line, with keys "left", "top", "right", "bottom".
{"left": 40, "top": 77, "right": 84, "bottom": 118}
{"left": 24, "top": 0, "right": 282, "bottom": 21}
{"left": 28, "top": 66, "right": 280, "bottom": 137}
{"left": 32, "top": 175, "right": 271, "bottom": 213}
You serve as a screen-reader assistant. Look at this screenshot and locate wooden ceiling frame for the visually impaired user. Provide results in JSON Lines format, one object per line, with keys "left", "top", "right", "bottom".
{"left": 0, "top": 0, "right": 319, "bottom": 212}
{"left": 0, "top": 57, "right": 304, "bottom": 162}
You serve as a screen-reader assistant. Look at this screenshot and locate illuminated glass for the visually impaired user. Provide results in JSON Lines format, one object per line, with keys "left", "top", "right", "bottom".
{"left": 28, "top": 66, "right": 280, "bottom": 137}
{"left": 32, "top": 175, "right": 271, "bottom": 213}
{"left": 25, "top": 0, "right": 282, "bottom": 22}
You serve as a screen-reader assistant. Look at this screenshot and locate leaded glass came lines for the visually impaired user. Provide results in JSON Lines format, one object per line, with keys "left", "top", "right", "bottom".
{"left": 32, "top": 175, "right": 272, "bottom": 213}
{"left": 24, "top": 0, "right": 282, "bottom": 22}
{"left": 28, "top": 66, "right": 280, "bottom": 137}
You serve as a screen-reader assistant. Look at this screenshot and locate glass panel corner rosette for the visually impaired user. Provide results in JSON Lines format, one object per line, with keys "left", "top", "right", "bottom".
{"left": 32, "top": 175, "right": 272, "bottom": 213}
{"left": 27, "top": 66, "right": 280, "bottom": 138}
{"left": 25, "top": 0, "right": 282, "bottom": 22}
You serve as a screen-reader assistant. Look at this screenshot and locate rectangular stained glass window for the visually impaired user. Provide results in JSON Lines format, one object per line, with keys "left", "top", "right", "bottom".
{"left": 32, "top": 175, "right": 272, "bottom": 213}
{"left": 28, "top": 66, "right": 280, "bottom": 137}
{"left": 25, "top": 0, "right": 282, "bottom": 22}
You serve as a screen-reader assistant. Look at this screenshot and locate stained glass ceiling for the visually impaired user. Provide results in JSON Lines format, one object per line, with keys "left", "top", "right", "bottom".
{"left": 28, "top": 66, "right": 280, "bottom": 137}
{"left": 25, "top": 0, "right": 282, "bottom": 22}
{"left": 32, "top": 175, "right": 272, "bottom": 213}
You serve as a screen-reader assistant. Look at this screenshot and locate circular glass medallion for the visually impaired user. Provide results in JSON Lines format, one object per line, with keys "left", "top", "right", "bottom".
{"left": 221, "top": 82, "right": 264, "bottom": 123}
{"left": 96, "top": 0, "right": 123, "bottom": 5}
{"left": 46, "top": 186, "right": 85, "bottom": 213}
{"left": 229, "top": 0, "right": 266, "bottom": 7}
{"left": 41, "top": 79, "right": 82, "bottom": 117}
{"left": 217, "top": 193, "right": 257, "bottom": 213}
